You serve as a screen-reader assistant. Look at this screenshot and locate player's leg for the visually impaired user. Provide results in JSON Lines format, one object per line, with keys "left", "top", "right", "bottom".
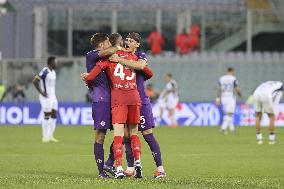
{"left": 228, "top": 99, "right": 236, "bottom": 134}
{"left": 42, "top": 112, "right": 51, "bottom": 142}
{"left": 220, "top": 99, "right": 230, "bottom": 133}
{"left": 49, "top": 109, "right": 58, "bottom": 142}
{"left": 103, "top": 141, "right": 116, "bottom": 177}
{"left": 142, "top": 129, "right": 166, "bottom": 178}
{"left": 140, "top": 103, "right": 165, "bottom": 178}
{"left": 92, "top": 102, "right": 112, "bottom": 178}
{"left": 168, "top": 97, "right": 178, "bottom": 128}
{"left": 40, "top": 96, "right": 52, "bottom": 142}
{"left": 267, "top": 91, "right": 282, "bottom": 145}
{"left": 128, "top": 105, "right": 143, "bottom": 178}
{"left": 111, "top": 105, "right": 127, "bottom": 179}
{"left": 123, "top": 127, "right": 135, "bottom": 177}
{"left": 112, "top": 123, "right": 125, "bottom": 178}
{"left": 267, "top": 113, "right": 276, "bottom": 145}
{"left": 255, "top": 112, "right": 263, "bottom": 144}
{"left": 94, "top": 129, "right": 108, "bottom": 178}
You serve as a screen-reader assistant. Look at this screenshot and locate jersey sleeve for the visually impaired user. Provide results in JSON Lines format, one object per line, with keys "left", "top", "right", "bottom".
{"left": 136, "top": 51, "right": 147, "bottom": 62}
{"left": 38, "top": 67, "right": 48, "bottom": 80}
{"left": 86, "top": 50, "right": 100, "bottom": 72}
{"left": 85, "top": 61, "right": 108, "bottom": 82}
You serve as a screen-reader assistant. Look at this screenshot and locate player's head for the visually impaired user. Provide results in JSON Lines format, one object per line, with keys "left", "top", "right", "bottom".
{"left": 125, "top": 32, "right": 141, "bottom": 52}
{"left": 227, "top": 67, "right": 234, "bottom": 75}
{"left": 90, "top": 33, "right": 111, "bottom": 50}
{"left": 164, "top": 73, "right": 172, "bottom": 81}
{"left": 47, "top": 56, "right": 56, "bottom": 70}
{"left": 109, "top": 33, "right": 123, "bottom": 47}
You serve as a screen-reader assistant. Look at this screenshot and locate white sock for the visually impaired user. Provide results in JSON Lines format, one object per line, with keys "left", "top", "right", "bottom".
{"left": 50, "top": 118, "right": 56, "bottom": 138}
{"left": 42, "top": 119, "right": 50, "bottom": 139}
{"left": 221, "top": 115, "right": 229, "bottom": 131}
{"left": 269, "top": 133, "right": 276, "bottom": 141}
{"left": 256, "top": 133, "right": 263, "bottom": 141}
{"left": 117, "top": 166, "right": 123, "bottom": 172}
{"left": 228, "top": 116, "right": 235, "bottom": 132}
{"left": 157, "top": 166, "right": 164, "bottom": 172}
{"left": 126, "top": 167, "right": 134, "bottom": 172}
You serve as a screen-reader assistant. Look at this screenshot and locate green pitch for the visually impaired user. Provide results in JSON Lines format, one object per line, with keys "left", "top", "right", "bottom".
{"left": 0, "top": 126, "right": 283, "bottom": 189}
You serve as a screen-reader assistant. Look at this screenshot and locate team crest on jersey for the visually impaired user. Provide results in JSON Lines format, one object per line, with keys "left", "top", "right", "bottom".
{"left": 100, "top": 121, "right": 106, "bottom": 127}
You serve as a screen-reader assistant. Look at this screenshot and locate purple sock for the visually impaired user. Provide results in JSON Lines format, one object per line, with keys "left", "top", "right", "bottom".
{"left": 94, "top": 143, "right": 104, "bottom": 174}
{"left": 143, "top": 133, "right": 163, "bottom": 167}
{"left": 124, "top": 138, "right": 134, "bottom": 167}
{"left": 105, "top": 142, "right": 115, "bottom": 167}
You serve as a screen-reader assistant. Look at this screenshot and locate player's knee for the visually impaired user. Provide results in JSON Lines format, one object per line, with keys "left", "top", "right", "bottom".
{"left": 142, "top": 129, "right": 152, "bottom": 136}
{"left": 95, "top": 130, "right": 106, "bottom": 144}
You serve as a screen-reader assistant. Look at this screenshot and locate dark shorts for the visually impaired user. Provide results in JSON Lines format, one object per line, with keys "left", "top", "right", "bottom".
{"left": 139, "top": 103, "right": 155, "bottom": 131}
{"left": 92, "top": 102, "right": 112, "bottom": 130}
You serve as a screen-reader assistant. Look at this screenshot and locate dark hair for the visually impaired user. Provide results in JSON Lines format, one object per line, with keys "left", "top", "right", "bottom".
{"left": 90, "top": 33, "right": 109, "bottom": 48}
{"left": 166, "top": 73, "right": 172, "bottom": 78}
{"left": 227, "top": 67, "right": 234, "bottom": 72}
{"left": 127, "top": 32, "right": 141, "bottom": 43}
{"left": 47, "top": 56, "right": 56, "bottom": 65}
{"left": 109, "top": 33, "right": 122, "bottom": 46}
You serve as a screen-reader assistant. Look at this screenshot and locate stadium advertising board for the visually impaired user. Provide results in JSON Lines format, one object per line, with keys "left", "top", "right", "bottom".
{"left": 0, "top": 102, "right": 284, "bottom": 126}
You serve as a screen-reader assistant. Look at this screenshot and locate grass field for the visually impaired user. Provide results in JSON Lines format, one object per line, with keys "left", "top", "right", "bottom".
{"left": 0, "top": 126, "right": 283, "bottom": 189}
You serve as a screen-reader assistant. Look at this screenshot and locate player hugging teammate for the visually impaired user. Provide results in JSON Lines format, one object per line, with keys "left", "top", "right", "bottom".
{"left": 81, "top": 32, "right": 166, "bottom": 179}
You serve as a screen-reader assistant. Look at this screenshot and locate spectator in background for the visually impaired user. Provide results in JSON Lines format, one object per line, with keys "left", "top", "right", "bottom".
{"left": 147, "top": 30, "right": 164, "bottom": 55}
{"left": 0, "top": 83, "right": 6, "bottom": 102}
{"left": 12, "top": 83, "right": 26, "bottom": 103}
{"left": 175, "top": 31, "right": 190, "bottom": 55}
{"left": 146, "top": 83, "right": 159, "bottom": 103}
{"left": 188, "top": 24, "right": 200, "bottom": 51}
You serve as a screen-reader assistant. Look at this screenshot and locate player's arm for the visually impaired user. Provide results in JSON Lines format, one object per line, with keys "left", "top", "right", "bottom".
{"left": 98, "top": 46, "right": 122, "bottom": 58}
{"left": 81, "top": 63, "right": 106, "bottom": 83}
{"left": 215, "top": 82, "right": 221, "bottom": 105}
{"left": 235, "top": 86, "right": 242, "bottom": 100}
{"left": 141, "top": 66, "right": 154, "bottom": 80}
{"left": 234, "top": 80, "right": 243, "bottom": 100}
{"left": 109, "top": 54, "right": 147, "bottom": 70}
{"left": 32, "top": 75, "right": 47, "bottom": 97}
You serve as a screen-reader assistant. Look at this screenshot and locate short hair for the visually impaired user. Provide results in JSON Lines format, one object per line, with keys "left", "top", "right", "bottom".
{"left": 227, "top": 67, "right": 234, "bottom": 72}
{"left": 47, "top": 56, "right": 56, "bottom": 65}
{"left": 109, "top": 33, "right": 122, "bottom": 46}
{"left": 166, "top": 73, "right": 172, "bottom": 78}
{"left": 127, "top": 32, "right": 141, "bottom": 43}
{"left": 90, "top": 33, "right": 109, "bottom": 48}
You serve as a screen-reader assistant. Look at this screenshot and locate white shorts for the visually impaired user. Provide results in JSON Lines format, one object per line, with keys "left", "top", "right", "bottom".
{"left": 39, "top": 95, "right": 58, "bottom": 112}
{"left": 157, "top": 96, "right": 179, "bottom": 110}
{"left": 253, "top": 90, "right": 282, "bottom": 114}
{"left": 221, "top": 97, "right": 236, "bottom": 114}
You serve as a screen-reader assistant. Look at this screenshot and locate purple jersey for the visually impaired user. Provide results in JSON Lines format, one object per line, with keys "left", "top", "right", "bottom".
{"left": 86, "top": 50, "right": 110, "bottom": 102}
{"left": 135, "top": 51, "right": 151, "bottom": 105}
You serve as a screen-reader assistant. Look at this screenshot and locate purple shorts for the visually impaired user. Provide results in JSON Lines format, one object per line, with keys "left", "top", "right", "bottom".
{"left": 92, "top": 102, "right": 112, "bottom": 130}
{"left": 139, "top": 103, "right": 155, "bottom": 131}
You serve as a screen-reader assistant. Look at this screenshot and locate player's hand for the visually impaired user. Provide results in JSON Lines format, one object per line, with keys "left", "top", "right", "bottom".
{"left": 109, "top": 54, "right": 121, "bottom": 63}
{"left": 81, "top": 73, "right": 89, "bottom": 81}
{"left": 215, "top": 97, "right": 221, "bottom": 106}
{"left": 41, "top": 92, "right": 48, "bottom": 97}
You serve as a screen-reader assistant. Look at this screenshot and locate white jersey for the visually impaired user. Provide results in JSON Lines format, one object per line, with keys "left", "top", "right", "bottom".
{"left": 160, "top": 79, "right": 178, "bottom": 99}
{"left": 38, "top": 67, "right": 56, "bottom": 98}
{"left": 254, "top": 81, "right": 283, "bottom": 98}
{"left": 219, "top": 75, "right": 238, "bottom": 99}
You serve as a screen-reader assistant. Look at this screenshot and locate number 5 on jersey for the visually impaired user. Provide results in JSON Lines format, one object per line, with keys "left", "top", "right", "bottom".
{"left": 114, "top": 63, "right": 135, "bottom": 81}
